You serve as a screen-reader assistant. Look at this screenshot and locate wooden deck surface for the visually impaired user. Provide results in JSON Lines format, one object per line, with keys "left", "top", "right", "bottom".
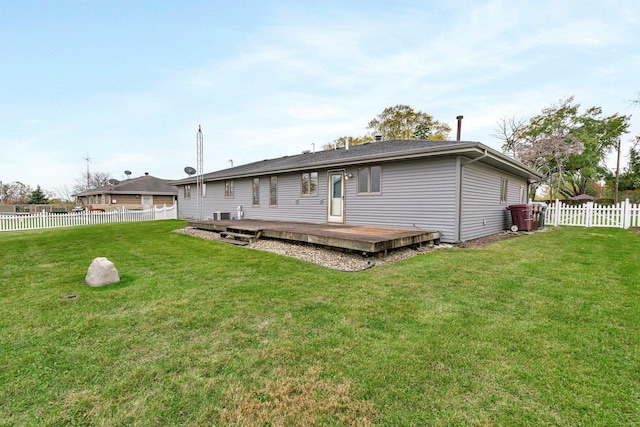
{"left": 188, "top": 219, "right": 440, "bottom": 253}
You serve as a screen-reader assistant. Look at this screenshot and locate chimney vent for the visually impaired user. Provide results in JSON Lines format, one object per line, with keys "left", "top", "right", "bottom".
{"left": 145, "top": 172, "right": 149, "bottom": 176}
{"left": 456, "top": 116, "right": 463, "bottom": 141}
{"left": 374, "top": 134, "right": 383, "bottom": 141}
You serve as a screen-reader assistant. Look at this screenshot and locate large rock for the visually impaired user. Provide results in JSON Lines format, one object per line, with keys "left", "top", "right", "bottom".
{"left": 85, "top": 257, "right": 120, "bottom": 287}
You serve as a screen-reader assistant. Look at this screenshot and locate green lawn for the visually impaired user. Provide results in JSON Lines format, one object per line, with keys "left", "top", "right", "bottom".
{"left": 1, "top": 221, "right": 638, "bottom": 426}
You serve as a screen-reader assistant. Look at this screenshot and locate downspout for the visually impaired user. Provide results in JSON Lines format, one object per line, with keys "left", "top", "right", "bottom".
{"left": 458, "top": 149, "right": 489, "bottom": 242}
{"left": 461, "top": 148, "right": 488, "bottom": 167}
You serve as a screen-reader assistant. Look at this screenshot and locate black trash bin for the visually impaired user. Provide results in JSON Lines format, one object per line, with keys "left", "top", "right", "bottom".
{"left": 506, "top": 204, "right": 534, "bottom": 231}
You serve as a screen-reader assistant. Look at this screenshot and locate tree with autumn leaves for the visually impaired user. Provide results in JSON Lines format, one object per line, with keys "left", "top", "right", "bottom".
{"left": 495, "top": 96, "right": 630, "bottom": 200}
{"left": 325, "top": 104, "right": 451, "bottom": 149}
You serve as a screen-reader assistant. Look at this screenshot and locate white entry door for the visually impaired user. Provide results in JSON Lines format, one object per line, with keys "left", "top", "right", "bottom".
{"left": 327, "top": 171, "right": 344, "bottom": 223}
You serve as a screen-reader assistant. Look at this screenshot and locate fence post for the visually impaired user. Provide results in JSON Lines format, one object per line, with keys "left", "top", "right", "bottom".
{"left": 585, "top": 202, "right": 593, "bottom": 228}
{"left": 554, "top": 199, "right": 560, "bottom": 226}
{"left": 623, "top": 198, "right": 630, "bottom": 229}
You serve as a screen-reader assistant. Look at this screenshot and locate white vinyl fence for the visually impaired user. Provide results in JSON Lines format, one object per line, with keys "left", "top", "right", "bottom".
{"left": 545, "top": 199, "right": 640, "bottom": 229}
{"left": 0, "top": 204, "right": 177, "bottom": 232}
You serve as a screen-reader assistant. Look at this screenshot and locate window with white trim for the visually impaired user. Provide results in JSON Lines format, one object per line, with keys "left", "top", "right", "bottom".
{"left": 184, "top": 185, "right": 191, "bottom": 199}
{"left": 270, "top": 176, "right": 277, "bottom": 206}
{"left": 357, "top": 166, "right": 382, "bottom": 194}
{"left": 301, "top": 172, "right": 318, "bottom": 196}
{"left": 500, "top": 178, "right": 508, "bottom": 203}
{"left": 252, "top": 177, "right": 260, "bottom": 206}
{"left": 225, "top": 180, "right": 234, "bottom": 198}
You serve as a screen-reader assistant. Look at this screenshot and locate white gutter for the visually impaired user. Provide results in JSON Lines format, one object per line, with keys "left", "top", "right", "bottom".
{"left": 461, "top": 148, "right": 488, "bottom": 166}
{"left": 171, "top": 143, "right": 541, "bottom": 185}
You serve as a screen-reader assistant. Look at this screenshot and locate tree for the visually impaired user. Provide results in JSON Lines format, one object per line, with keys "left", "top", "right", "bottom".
{"left": 27, "top": 186, "right": 49, "bottom": 204}
{"left": 323, "top": 105, "right": 451, "bottom": 150}
{"left": 616, "top": 137, "right": 640, "bottom": 191}
{"left": 53, "top": 185, "right": 74, "bottom": 203}
{"left": 493, "top": 116, "right": 527, "bottom": 158}
{"left": 72, "top": 171, "right": 112, "bottom": 194}
{"left": 495, "top": 96, "right": 630, "bottom": 199}
{"left": 367, "top": 104, "right": 451, "bottom": 140}
{"left": 2, "top": 181, "right": 33, "bottom": 204}
{"left": 322, "top": 135, "right": 374, "bottom": 150}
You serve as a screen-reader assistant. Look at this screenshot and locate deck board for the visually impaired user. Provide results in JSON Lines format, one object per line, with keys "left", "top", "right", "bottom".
{"left": 188, "top": 219, "right": 440, "bottom": 253}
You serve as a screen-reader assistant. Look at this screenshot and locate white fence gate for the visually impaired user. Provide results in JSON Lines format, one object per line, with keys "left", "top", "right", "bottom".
{"left": 545, "top": 199, "right": 640, "bottom": 229}
{"left": 0, "top": 204, "right": 177, "bottom": 232}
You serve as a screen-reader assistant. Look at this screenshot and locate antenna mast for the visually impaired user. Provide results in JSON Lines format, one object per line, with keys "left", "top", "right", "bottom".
{"left": 84, "top": 153, "right": 92, "bottom": 189}
{"left": 196, "top": 125, "right": 204, "bottom": 220}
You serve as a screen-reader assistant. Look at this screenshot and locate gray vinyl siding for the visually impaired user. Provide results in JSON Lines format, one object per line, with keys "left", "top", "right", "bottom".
{"left": 178, "top": 158, "right": 460, "bottom": 242}
{"left": 344, "top": 157, "right": 459, "bottom": 242}
{"left": 237, "top": 172, "right": 328, "bottom": 223}
{"left": 177, "top": 184, "right": 196, "bottom": 219}
{"left": 178, "top": 172, "right": 329, "bottom": 222}
{"left": 177, "top": 155, "right": 529, "bottom": 244}
{"left": 460, "top": 162, "right": 528, "bottom": 241}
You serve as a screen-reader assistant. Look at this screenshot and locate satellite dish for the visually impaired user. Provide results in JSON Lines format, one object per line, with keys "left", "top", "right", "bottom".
{"left": 124, "top": 170, "right": 132, "bottom": 177}
{"left": 184, "top": 166, "right": 196, "bottom": 176}
{"left": 108, "top": 179, "right": 120, "bottom": 185}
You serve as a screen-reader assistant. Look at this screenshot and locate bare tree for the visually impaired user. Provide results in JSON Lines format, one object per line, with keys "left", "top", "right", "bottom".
{"left": 492, "top": 116, "right": 527, "bottom": 158}
{"left": 2, "top": 181, "right": 33, "bottom": 204}
{"left": 72, "top": 171, "right": 112, "bottom": 194}
{"left": 53, "top": 185, "right": 74, "bottom": 202}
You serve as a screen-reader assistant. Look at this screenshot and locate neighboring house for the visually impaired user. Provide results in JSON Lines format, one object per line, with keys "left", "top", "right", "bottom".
{"left": 171, "top": 139, "right": 541, "bottom": 243}
{"left": 73, "top": 173, "right": 177, "bottom": 210}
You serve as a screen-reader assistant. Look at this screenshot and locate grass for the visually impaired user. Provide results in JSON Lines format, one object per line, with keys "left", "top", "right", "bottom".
{"left": 0, "top": 221, "right": 639, "bottom": 426}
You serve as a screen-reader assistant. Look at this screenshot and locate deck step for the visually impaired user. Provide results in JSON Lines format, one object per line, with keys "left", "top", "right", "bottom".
{"left": 218, "top": 237, "right": 249, "bottom": 246}
{"left": 220, "top": 231, "right": 261, "bottom": 243}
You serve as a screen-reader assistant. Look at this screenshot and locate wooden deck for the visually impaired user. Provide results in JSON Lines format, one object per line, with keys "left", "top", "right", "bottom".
{"left": 188, "top": 219, "right": 440, "bottom": 254}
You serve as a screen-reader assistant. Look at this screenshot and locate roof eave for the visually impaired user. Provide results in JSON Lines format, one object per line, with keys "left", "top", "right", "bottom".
{"left": 171, "top": 142, "right": 542, "bottom": 183}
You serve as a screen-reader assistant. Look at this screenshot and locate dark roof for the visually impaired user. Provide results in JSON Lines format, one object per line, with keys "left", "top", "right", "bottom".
{"left": 170, "top": 139, "right": 542, "bottom": 184}
{"left": 73, "top": 175, "right": 178, "bottom": 197}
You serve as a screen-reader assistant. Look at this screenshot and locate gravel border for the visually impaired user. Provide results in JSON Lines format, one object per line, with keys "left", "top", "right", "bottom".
{"left": 173, "top": 226, "right": 452, "bottom": 271}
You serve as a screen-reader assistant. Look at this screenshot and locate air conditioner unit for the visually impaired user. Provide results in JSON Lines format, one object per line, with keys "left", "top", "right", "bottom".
{"left": 212, "top": 211, "right": 231, "bottom": 220}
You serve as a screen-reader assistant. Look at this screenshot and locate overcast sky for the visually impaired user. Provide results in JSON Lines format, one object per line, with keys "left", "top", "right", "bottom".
{"left": 1, "top": 0, "right": 639, "bottom": 194}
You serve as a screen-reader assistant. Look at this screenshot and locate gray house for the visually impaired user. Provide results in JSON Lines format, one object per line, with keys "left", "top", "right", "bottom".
{"left": 172, "top": 139, "right": 541, "bottom": 243}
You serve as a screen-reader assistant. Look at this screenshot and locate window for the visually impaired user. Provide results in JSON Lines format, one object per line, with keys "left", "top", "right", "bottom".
{"left": 357, "top": 166, "right": 382, "bottom": 194}
{"left": 252, "top": 177, "right": 260, "bottom": 206}
{"left": 519, "top": 185, "right": 525, "bottom": 203}
{"left": 184, "top": 185, "right": 191, "bottom": 199}
{"left": 225, "top": 180, "right": 234, "bottom": 198}
{"left": 202, "top": 183, "right": 207, "bottom": 198}
{"left": 500, "top": 178, "right": 508, "bottom": 203}
{"left": 301, "top": 172, "right": 318, "bottom": 196}
{"left": 270, "top": 176, "right": 277, "bottom": 206}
